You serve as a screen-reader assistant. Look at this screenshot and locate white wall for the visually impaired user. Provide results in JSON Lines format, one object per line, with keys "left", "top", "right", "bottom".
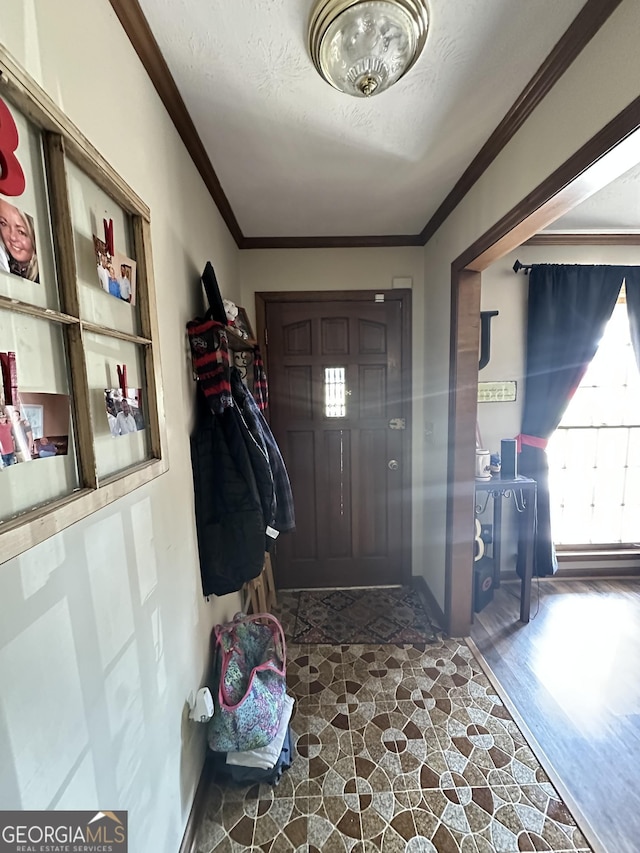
{"left": 0, "top": 2, "right": 240, "bottom": 851}
{"left": 239, "top": 247, "right": 426, "bottom": 576}
{"left": 419, "top": 0, "right": 640, "bottom": 611}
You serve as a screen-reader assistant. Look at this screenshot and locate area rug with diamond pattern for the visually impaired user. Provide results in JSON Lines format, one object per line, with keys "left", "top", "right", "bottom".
{"left": 277, "top": 586, "right": 439, "bottom": 645}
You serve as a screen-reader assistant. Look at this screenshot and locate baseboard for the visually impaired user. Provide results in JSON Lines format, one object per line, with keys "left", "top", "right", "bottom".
{"left": 501, "top": 566, "right": 640, "bottom": 582}
{"left": 555, "top": 564, "right": 640, "bottom": 578}
{"left": 412, "top": 575, "right": 446, "bottom": 633}
{"left": 558, "top": 548, "right": 640, "bottom": 562}
{"left": 178, "top": 754, "right": 214, "bottom": 853}
{"left": 465, "top": 637, "right": 608, "bottom": 853}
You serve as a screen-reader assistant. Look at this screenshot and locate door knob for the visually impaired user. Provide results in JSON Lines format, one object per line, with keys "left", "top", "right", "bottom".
{"left": 388, "top": 460, "right": 399, "bottom": 470}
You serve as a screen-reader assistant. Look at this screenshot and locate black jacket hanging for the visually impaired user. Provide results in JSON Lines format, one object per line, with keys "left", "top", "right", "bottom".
{"left": 230, "top": 367, "right": 295, "bottom": 534}
{"left": 190, "top": 388, "right": 265, "bottom": 596}
{"left": 189, "top": 263, "right": 294, "bottom": 596}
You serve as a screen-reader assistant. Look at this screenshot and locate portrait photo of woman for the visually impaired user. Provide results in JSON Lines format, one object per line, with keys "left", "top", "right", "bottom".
{"left": 0, "top": 196, "right": 39, "bottom": 283}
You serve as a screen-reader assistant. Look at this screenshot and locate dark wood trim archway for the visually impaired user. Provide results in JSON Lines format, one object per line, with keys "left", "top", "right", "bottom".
{"left": 445, "top": 95, "right": 640, "bottom": 638}
{"left": 525, "top": 233, "right": 640, "bottom": 246}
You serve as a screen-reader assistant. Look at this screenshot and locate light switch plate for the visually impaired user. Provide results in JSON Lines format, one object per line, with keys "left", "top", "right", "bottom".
{"left": 477, "top": 381, "right": 517, "bottom": 403}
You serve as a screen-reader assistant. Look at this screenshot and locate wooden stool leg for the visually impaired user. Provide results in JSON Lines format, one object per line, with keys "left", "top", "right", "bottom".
{"left": 264, "top": 552, "right": 277, "bottom": 609}
{"left": 244, "top": 554, "right": 278, "bottom": 615}
{"left": 257, "top": 573, "right": 268, "bottom": 613}
{"left": 250, "top": 579, "right": 261, "bottom": 615}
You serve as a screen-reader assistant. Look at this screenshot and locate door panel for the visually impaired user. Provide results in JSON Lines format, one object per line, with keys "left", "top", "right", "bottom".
{"left": 265, "top": 295, "right": 410, "bottom": 588}
{"left": 322, "top": 429, "right": 352, "bottom": 558}
{"left": 358, "top": 428, "right": 388, "bottom": 557}
{"left": 288, "top": 429, "right": 317, "bottom": 560}
{"left": 321, "top": 317, "right": 349, "bottom": 353}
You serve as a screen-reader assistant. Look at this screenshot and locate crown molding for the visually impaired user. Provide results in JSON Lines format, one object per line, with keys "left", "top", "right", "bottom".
{"left": 110, "top": 0, "right": 621, "bottom": 250}
{"left": 419, "top": 0, "right": 624, "bottom": 245}
{"left": 108, "top": 0, "right": 244, "bottom": 247}
{"left": 242, "top": 234, "right": 423, "bottom": 250}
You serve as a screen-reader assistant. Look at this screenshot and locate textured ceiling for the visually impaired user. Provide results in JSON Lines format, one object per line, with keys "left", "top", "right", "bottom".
{"left": 548, "top": 162, "right": 640, "bottom": 231}
{"left": 138, "top": 0, "right": 587, "bottom": 238}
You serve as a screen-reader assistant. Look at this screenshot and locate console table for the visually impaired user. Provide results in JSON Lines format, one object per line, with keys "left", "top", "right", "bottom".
{"left": 474, "top": 476, "right": 537, "bottom": 623}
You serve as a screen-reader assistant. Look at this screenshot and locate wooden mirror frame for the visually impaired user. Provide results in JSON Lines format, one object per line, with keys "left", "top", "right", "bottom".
{"left": 0, "top": 48, "right": 167, "bottom": 565}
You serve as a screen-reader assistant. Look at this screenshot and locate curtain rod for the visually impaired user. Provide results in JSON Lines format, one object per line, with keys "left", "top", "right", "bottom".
{"left": 513, "top": 259, "right": 534, "bottom": 274}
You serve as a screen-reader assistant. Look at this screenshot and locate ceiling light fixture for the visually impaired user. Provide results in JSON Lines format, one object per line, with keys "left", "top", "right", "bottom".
{"left": 309, "top": 0, "right": 429, "bottom": 98}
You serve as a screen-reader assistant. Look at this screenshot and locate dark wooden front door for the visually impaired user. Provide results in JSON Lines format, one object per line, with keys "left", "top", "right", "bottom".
{"left": 263, "top": 292, "right": 411, "bottom": 589}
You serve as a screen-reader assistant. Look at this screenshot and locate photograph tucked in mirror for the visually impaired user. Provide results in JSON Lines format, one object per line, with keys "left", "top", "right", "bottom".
{"left": 104, "top": 387, "right": 144, "bottom": 437}
{"left": 93, "top": 234, "right": 137, "bottom": 305}
{"left": 0, "top": 393, "right": 70, "bottom": 468}
{"left": 0, "top": 195, "right": 40, "bottom": 283}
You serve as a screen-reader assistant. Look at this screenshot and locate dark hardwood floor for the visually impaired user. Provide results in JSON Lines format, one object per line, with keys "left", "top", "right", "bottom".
{"left": 470, "top": 577, "right": 640, "bottom": 853}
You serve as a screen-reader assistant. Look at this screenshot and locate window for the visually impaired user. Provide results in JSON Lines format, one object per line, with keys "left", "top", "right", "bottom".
{"left": 0, "top": 51, "right": 166, "bottom": 564}
{"left": 547, "top": 286, "right": 640, "bottom": 545}
{"left": 324, "top": 367, "right": 347, "bottom": 418}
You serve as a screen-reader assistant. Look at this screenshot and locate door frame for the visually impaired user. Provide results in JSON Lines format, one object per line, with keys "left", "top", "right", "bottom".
{"left": 446, "top": 95, "right": 640, "bottom": 637}
{"left": 256, "top": 289, "right": 413, "bottom": 586}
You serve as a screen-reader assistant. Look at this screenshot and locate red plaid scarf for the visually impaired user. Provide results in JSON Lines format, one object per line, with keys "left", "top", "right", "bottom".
{"left": 252, "top": 346, "right": 268, "bottom": 411}
{"left": 187, "top": 318, "right": 232, "bottom": 414}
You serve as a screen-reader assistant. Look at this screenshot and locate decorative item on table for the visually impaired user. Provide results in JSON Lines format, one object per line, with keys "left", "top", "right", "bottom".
{"left": 475, "top": 448, "right": 491, "bottom": 480}
{"left": 473, "top": 518, "right": 484, "bottom": 561}
{"left": 490, "top": 453, "right": 501, "bottom": 476}
{"left": 500, "top": 438, "right": 518, "bottom": 479}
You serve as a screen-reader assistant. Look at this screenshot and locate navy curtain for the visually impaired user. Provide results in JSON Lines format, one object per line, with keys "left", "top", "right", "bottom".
{"left": 625, "top": 269, "right": 640, "bottom": 371}
{"left": 518, "top": 265, "right": 628, "bottom": 577}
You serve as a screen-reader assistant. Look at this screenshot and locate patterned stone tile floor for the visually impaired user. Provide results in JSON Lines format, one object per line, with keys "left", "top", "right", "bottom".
{"left": 195, "top": 636, "right": 592, "bottom": 852}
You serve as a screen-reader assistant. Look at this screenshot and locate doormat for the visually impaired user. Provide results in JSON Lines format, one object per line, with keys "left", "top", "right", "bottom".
{"left": 279, "top": 586, "right": 440, "bottom": 645}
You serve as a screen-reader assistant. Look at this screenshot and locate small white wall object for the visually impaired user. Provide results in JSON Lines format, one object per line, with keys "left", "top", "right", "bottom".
{"left": 189, "top": 687, "right": 214, "bottom": 722}
{"left": 392, "top": 277, "right": 413, "bottom": 289}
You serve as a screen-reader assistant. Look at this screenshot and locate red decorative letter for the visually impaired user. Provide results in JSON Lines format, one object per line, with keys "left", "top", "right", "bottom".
{"left": 0, "top": 99, "right": 26, "bottom": 197}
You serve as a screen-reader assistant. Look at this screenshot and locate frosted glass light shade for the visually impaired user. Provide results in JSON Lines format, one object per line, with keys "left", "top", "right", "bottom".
{"left": 309, "top": 0, "right": 429, "bottom": 97}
